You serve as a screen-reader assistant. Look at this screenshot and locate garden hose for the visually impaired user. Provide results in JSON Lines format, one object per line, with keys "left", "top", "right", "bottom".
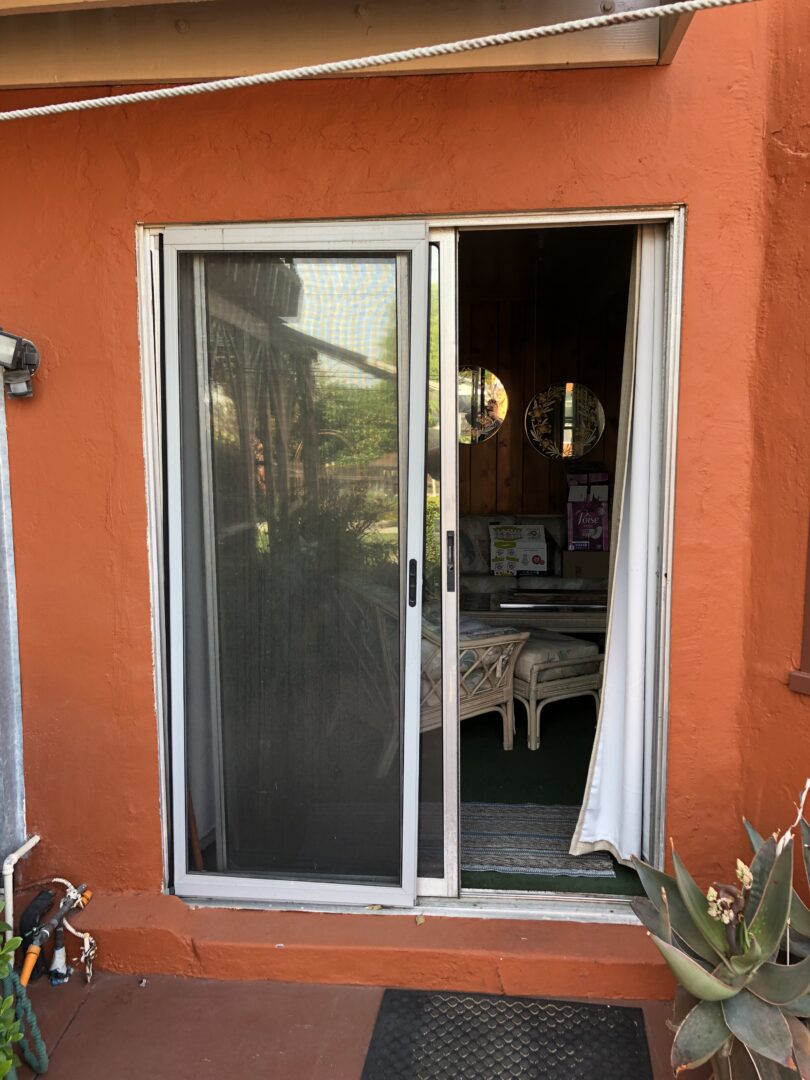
{"left": 2, "top": 970, "right": 48, "bottom": 1075}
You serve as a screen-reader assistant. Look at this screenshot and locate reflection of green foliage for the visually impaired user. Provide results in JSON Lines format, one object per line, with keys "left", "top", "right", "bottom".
{"left": 272, "top": 483, "right": 398, "bottom": 579}
{"left": 316, "top": 381, "right": 398, "bottom": 466}
{"left": 423, "top": 495, "right": 441, "bottom": 599}
{"left": 429, "top": 282, "right": 439, "bottom": 379}
{"left": 428, "top": 282, "right": 440, "bottom": 428}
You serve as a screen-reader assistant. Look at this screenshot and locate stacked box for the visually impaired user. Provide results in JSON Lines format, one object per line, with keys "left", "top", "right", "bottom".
{"left": 567, "top": 471, "right": 609, "bottom": 551}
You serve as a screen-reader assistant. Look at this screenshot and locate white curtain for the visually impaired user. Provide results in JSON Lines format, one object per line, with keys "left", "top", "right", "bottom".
{"left": 571, "top": 224, "right": 666, "bottom": 865}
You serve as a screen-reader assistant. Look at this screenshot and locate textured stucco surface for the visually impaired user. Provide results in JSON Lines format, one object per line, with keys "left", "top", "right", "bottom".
{"left": 0, "top": 0, "right": 807, "bottom": 987}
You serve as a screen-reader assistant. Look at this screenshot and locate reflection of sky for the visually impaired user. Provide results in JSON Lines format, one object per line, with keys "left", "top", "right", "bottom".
{"left": 283, "top": 258, "right": 396, "bottom": 370}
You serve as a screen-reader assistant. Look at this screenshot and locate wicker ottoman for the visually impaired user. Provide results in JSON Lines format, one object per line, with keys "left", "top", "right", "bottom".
{"left": 513, "top": 630, "right": 604, "bottom": 750}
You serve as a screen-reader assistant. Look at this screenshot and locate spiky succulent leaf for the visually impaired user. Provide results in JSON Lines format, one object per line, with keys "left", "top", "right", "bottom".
{"left": 744, "top": 819, "right": 767, "bottom": 853}
{"left": 786, "top": 935, "right": 810, "bottom": 962}
{"left": 728, "top": 936, "right": 765, "bottom": 978}
{"left": 801, "top": 819, "right": 810, "bottom": 885}
{"left": 785, "top": 1014, "right": 810, "bottom": 1078}
{"left": 721, "top": 991, "right": 796, "bottom": 1068}
{"left": 725, "top": 1040, "right": 797, "bottom": 1080}
{"left": 631, "top": 896, "right": 668, "bottom": 939}
{"left": 748, "top": 954, "right": 810, "bottom": 1005}
{"left": 784, "top": 994, "right": 810, "bottom": 1019}
{"left": 791, "top": 893, "right": 810, "bottom": 939}
{"left": 632, "top": 857, "right": 721, "bottom": 965}
{"left": 671, "top": 999, "right": 732, "bottom": 1073}
{"left": 747, "top": 836, "right": 778, "bottom": 923}
{"left": 671, "top": 849, "right": 733, "bottom": 962}
{"left": 728, "top": 1041, "right": 775, "bottom": 1080}
{"left": 661, "top": 884, "right": 674, "bottom": 945}
{"left": 649, "top": 936, "right": 743, "bottom": 1000}
{"left": 748, "top": 840, "right": 795, "bottom": 962}
{"left": 672, "top": 986, "right": 700, "bottom": 1028}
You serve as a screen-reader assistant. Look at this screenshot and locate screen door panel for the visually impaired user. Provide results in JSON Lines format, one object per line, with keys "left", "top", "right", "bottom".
{"left": 167, "top": 225, "right": 429, "bottom": 903}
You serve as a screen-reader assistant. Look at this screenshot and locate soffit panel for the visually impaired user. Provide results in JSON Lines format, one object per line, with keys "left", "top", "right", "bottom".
{"left": 0, "top": 0, "right": 685, "bottom": 90}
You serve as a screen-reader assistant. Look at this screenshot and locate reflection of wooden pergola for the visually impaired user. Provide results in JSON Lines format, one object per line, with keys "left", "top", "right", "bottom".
{"left": 204, "top": 255, "right": 398, "bottom": 523}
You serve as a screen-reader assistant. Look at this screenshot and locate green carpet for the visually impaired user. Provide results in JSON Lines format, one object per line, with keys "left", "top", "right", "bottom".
{"left": 459, "top": 700, "right": 643, "bottom": 897}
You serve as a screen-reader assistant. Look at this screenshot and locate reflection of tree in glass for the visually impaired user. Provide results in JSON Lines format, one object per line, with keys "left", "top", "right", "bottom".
{"left": 315, "top": 380, "right": 398, "bottom": 468}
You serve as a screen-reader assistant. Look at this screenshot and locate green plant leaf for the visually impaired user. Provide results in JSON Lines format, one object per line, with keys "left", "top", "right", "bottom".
{"left": 672, "top": 848, "right": 733, "bottom": 962}
{"left": 722, "top": 991, "right": 796, "bottom": 1068}
{"left": 744, "top": 819, "right": 767, "bottom": 853}
{"left": 728, "top": 1040, "right": 767, "bottom": 1080}
{"left": 746, "top": 837, "right": 778, "bottom": 924}
{"left": 661, "top": 885, "right": 674, "bottom": 945}
{"left": 672, "top": 986, "right": 700, "bottom": 1028}
{"left": 632, "top": 857, "right": 721, "bottom": 965}
{"left": 749, "top": 840, "right": 795, "bottom": 962}
{"left": 785, "top": 1014, "right": 810, "bottom": 1079}
{"left": 649, "top": 936, "right": 743, "bottom": 1000}
{"left": 671, "top": 999, "right": 732, "bottom": 1073}
{"left": 784, "top": 994, "right": 810, "bottom": 1018}
{"left": 748, "top": 955, "right": 810, "bottom": 1005}
{"left": 786, "top": 932, "right": 810, "bottom": 962}
{"left": 632, "top": 896, "right": 669, "bottom": 941}
{"left": 730, "top": 1042, "right": 796, "bottom": 1080}
{"left": 801, "top": 820, "right": 810, "bottom": 886}
{"left": 729, "top": 937, "right": 765, "bottom": 978}
{"left": 790, "top": 892, "right": 810, "bottom": 939}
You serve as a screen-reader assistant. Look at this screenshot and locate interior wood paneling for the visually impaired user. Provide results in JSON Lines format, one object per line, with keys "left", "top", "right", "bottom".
{"left": 458, "top": 226, "right": 634, "bottom": 518}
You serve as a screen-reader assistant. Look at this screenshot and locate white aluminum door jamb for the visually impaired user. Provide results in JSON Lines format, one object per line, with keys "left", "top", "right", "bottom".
{"left": 190, "top": 255, "right": 228, "bottom": 873}
{"left": 162, "top": 220, "right": 430, "bottom": 906}
{"left": 136, "top": 228, "right": 171, "bottom": 887}
{"left": 416, "top": 228, "right": 460, "bottom": 899}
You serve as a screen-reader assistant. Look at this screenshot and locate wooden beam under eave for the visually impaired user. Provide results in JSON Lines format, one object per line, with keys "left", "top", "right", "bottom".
{"left": 0, "top": 0, "right": 212, "bottom": 13}
{"left": 658, "top": 12, "right": 694, "bottom": 65}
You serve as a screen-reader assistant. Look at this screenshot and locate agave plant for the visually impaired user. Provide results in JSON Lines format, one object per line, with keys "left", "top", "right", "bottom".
{"left": 631, "top": 787, "right": 810, "bottom": 1078}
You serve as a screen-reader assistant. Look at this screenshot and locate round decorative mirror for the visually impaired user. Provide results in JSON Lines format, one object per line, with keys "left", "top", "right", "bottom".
{"left": 458, "top": 367, "right": 508, "bottom": 445}
{"left": 524, "top": 382, "right": 605, "bottom": 460}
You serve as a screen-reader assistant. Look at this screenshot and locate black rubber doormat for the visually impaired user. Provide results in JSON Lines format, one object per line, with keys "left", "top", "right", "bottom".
{"left": 361, "top": 989, "right": 653, "bottom": 1080}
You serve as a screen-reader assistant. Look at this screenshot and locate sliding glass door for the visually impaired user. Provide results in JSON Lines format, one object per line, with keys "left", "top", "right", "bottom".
{"left": 165, "top": 222, "right": 429, "bottom": 905}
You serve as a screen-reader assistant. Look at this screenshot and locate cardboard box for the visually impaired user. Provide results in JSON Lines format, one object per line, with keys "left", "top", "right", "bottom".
{"left": 563, "top": 550, "right": 610, "bottom": 580}
{"left": 489, "top": 523, "right": 548, "bottom": 576}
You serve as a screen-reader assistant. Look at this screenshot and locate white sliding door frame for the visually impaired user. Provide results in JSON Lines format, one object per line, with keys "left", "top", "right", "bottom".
{"left": 160, "top": 219, "right": 430, "bottom": 906}
{"left": 139, "top": 205, "right": 683, "bottom": 916}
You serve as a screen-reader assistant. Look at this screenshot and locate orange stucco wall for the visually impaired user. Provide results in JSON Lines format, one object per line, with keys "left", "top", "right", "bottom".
{"left": 0, "top": 0, "right": 807, "bottom": 992}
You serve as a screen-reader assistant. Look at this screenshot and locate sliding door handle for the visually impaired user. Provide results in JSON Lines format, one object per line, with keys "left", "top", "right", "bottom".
{"left": 446, "top": 530, "right": 456, "bottom": 592}
{"left": 408, "top": 559, "right": 418, "bottom": 607}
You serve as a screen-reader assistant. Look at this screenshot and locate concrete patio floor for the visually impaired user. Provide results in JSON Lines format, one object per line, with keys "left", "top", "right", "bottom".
{"left": 16, "top": 973, "right": 681, "bottom": 1078}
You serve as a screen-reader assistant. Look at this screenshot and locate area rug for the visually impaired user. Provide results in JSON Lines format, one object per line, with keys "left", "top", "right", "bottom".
{"left": 361, "top": 990, "right": 652, "bottom": 1080}
{"left": 459, "top": 802, "right": 614, "bottom": 878}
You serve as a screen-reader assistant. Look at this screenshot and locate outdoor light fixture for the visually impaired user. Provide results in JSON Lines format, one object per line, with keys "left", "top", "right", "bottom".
{"left": 0, "top": 329, "right": 40, "bottom": 398}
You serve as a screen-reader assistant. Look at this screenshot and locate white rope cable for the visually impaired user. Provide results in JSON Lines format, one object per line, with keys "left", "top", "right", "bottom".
{"left": 0, "top": 0, "right": 758, "bottom": 123}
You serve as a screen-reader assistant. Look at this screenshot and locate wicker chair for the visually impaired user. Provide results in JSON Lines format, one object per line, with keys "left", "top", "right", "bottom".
{"left": 342, "top": 584, "right": 529, "bottom": 767}
{"left": 420, "top": 622, "right": 529, "bottom": 750}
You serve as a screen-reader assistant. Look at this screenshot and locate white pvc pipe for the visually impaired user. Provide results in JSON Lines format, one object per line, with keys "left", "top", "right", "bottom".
{"left": 3, "top": 834, "right": 41, "bottom": 946}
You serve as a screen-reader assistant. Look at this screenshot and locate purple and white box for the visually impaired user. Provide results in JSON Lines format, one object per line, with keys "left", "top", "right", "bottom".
{"left": 567, "top": 472, "right": 609, "bottom": 551}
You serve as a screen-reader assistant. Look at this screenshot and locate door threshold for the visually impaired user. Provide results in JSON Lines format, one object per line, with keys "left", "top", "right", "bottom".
{"left": 424, "top": 890, "right": 637, "bottom": 924}
{"left": 181, "top": 889, "right": 638, "bottom": 924}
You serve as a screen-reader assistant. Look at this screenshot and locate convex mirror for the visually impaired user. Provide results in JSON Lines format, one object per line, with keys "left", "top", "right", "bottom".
{"left": 525, "top": 382, "right": 605, "bottom": 460}
{"left": 458, "top": 367, "right": 508, "bottom": 445}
